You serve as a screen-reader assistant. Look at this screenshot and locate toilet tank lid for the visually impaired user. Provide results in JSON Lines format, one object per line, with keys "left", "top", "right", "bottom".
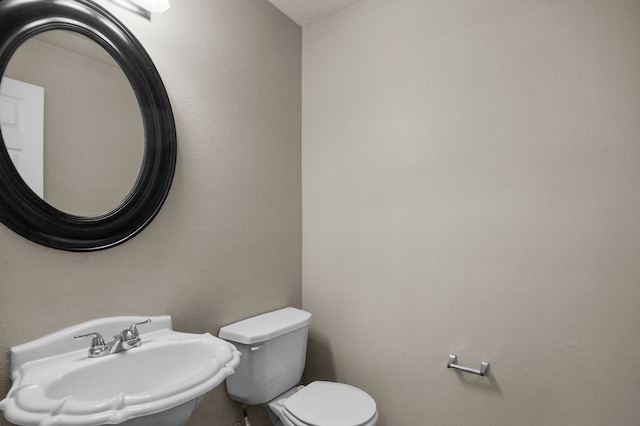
{"left": 219, "top": 307, "right": 312, "bottom": 345}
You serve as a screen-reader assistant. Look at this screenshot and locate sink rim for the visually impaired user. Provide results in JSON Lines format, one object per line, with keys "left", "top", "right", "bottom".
{"left": 0, "top": 316, "right": 241, "bottom": 426}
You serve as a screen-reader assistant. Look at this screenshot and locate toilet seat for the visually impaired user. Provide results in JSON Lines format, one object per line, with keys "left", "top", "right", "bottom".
{"left": 282, "top": 381, "right": 378, "bottom": 426}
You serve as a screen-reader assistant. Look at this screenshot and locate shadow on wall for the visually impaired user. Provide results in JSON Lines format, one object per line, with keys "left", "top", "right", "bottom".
{"left": 303, "top": 330, "right": 337, "bottom": 384}
{"left": 449, "top": 368, "right": 503, "bottom": 395}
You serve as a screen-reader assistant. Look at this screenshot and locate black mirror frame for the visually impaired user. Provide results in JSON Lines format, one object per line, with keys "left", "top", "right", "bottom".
{"left": 0, "top": 0, "right": 176, "bottom": 251}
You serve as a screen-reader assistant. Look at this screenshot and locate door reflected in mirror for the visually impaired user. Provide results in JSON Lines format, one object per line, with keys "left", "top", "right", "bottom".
{"left": 0, "top": 30, "right": 144, "bottom": 217}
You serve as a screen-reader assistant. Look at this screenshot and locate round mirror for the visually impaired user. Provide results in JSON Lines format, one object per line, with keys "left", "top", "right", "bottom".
{"left": 2, "top": 30, "right": 145, "bottom": 216}
{"left": 0, "top": 0, "right": 177, "bottom": 251}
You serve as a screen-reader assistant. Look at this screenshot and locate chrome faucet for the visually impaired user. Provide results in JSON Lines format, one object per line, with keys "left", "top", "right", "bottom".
{"left": 75, "top": 319, "right": 151, "bottom": 358}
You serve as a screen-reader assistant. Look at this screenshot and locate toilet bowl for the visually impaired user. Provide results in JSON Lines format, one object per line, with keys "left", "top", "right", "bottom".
{"left": 219, "top": 307, "right": 378, "bottom": 426}
{"left": 267, "top": 382, "right": 378, "bottom": 426}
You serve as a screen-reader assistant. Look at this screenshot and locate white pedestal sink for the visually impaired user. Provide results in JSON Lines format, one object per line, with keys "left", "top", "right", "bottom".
{"left": 0, "top": 316, "right": 241, "bottom": 426}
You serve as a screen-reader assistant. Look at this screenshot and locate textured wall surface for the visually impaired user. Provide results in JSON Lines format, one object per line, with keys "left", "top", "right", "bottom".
{"left": 0, "top": 1, "right": 300, "bottom": 425}
{"left": 302, "top": 0, "right": 640, "bottom": 424}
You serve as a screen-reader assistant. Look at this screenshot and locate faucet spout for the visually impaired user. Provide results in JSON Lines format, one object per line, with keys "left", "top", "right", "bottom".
{"left": 107, "top": 334, "right": 141, "bottom": 354}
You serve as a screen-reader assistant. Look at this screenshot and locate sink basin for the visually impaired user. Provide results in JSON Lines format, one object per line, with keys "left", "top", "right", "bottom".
{"left": 0, "top": 316, "right": 241, "bottom": 426}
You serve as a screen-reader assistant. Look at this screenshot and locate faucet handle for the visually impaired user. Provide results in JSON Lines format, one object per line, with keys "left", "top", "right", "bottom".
{"left": 115, "top": 319, "right": 151, "bottom": 349}
{"left": 116, "top": 319, "right": 151, "bottom": 342}
{"left": 75, "top": 332, "right": 109, "bottom": 358}
{"left": 128, "top": 319, "right": 151, "bottom": 339}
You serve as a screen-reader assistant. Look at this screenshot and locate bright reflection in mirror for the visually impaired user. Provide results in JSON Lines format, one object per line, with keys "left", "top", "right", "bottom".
{"left": 0, "top": 30, "right": 144, "bottom": 217}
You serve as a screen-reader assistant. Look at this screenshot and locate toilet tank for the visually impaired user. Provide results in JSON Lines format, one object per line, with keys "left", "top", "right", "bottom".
{"left": 219, "top": 307, "right": 312, "bottom": 405}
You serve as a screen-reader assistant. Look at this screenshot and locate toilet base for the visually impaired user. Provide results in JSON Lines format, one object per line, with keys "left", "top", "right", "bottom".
{"left": 264, "top": 408, "right": 284, "bottom": 426}
{"left": 265, "top": 386, "right": 302, "bottom": 426}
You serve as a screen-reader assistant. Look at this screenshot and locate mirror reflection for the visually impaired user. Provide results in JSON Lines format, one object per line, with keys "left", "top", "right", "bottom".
{"left": 0, "top": 30, "right": 144, "bottom": 217}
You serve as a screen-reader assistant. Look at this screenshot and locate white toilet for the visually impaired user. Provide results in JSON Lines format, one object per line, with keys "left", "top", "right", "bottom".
{"left": 219, "top": 307, "right": 378, "bottom": 426}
